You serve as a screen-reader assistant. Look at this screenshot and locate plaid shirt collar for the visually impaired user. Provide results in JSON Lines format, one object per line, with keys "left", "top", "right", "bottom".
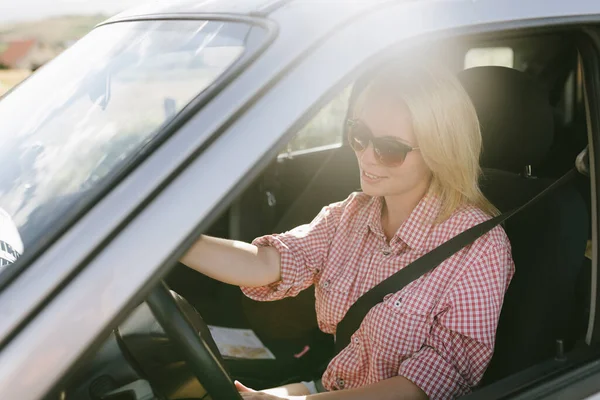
{"left": 366, "top": 193, "right": 441, "bottom": 252}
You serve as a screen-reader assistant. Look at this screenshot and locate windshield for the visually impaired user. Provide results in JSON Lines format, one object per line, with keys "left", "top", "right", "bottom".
{"left": 0, "top": 19, "right": 260, "bottom": 274}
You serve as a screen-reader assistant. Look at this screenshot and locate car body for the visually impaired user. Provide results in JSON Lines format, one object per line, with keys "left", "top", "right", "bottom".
{"left": 1, "top": 0, "right": 600, "bottom": 399}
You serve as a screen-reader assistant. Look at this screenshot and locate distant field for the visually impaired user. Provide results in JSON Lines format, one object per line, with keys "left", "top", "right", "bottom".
{"left": 0, "top": 15, "right": 106, "bottom": 93}
{"left": 0, "top": 70, "right": 31, "bottom": 96}
{"left": 0, "top": 14, "right": 107, "bottom": 45}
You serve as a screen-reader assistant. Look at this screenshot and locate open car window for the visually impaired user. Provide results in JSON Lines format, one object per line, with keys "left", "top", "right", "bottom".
{"left": 281, "top": 86, "right": 352, "bottom": 155}
{"left": 0, "top": 19, "right": 265, "bottom": 282}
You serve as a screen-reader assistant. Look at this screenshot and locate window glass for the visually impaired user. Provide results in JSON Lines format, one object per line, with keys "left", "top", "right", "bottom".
{"left": 282, "top": 86, "right": 352, "bottom": 154}
{"left": 0, "top": 19, "right": 264, "bottom": 282}
{"left": 464, "top": 47, "right": 514, "bottom": 69}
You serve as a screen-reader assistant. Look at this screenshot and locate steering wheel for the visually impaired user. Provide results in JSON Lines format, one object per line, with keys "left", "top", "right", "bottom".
{"left": 146, "top": 282, "right": 242, "bottom": 400}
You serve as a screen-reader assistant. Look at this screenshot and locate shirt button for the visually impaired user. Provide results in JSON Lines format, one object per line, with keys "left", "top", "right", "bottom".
{"left": 382, "top": 247, "right": 391, "bottom": 255}
{"left": 323, "top": 280, "right": 330, "bottom": 288}
{"left": 336, "top": 378, "right": 345, "bottom": 389}
{"left": 353, "top": 337, "right": 360, "bottom": 344}
{"left": 394, "top": 299, "right": 402, "bottom": 307}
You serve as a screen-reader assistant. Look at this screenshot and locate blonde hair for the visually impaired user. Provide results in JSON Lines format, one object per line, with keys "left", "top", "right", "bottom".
{"left": 354, "top": 62, "right": 498, "bottom": 222}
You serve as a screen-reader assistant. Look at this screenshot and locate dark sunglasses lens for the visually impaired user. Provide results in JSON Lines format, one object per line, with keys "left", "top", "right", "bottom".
{"left": 348, "top": 122, "right": 370, "bottom": 151}
{"left": 374, "top": 141, "right": 411, "bottom": 166}
{"left": 348, "top": 120, "right": 413, "bottom": 166}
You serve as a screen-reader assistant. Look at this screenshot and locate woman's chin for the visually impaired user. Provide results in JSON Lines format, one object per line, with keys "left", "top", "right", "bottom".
{"left": 360, "top": 181, "right": 388, "bottom": 197}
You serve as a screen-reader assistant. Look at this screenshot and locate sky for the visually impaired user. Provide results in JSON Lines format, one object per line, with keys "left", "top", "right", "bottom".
{"left": 0, "top": 0, "right": 155, "bottom": 23}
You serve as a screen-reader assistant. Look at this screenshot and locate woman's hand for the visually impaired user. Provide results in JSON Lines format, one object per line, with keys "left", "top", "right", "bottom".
{"left": 234, "top": 376, "right": 428, "bottom": 400}
{"left": 235, "top": 381, "right": 302, "bottom": 400}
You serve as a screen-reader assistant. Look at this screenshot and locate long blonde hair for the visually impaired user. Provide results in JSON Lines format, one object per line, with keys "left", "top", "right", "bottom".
{"left": 354, "top": 62, "right": 498, "bottom": 222}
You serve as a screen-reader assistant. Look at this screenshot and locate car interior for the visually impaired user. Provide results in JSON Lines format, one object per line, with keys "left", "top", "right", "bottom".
{"left": 53, "top": 27, "right": 600, "bottom": 400}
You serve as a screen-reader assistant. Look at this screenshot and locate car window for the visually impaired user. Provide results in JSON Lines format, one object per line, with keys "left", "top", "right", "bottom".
{"left": 281, "top": 86, "right": 352, "bottom": 154}
{"left": 464, "top": 47, "right": 514, "bottom": 69}
{"left": 0, "top": 19, "right": 265, "bottom": 278}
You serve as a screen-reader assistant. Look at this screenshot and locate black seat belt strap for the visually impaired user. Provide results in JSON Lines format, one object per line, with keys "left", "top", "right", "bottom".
{"left": 334, "top": 168, "right": 579, "bottom": 355}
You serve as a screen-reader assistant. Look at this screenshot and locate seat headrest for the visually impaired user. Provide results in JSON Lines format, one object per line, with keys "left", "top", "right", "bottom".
{"left": 457, "top": 66, "right": 554, "bottom": 174}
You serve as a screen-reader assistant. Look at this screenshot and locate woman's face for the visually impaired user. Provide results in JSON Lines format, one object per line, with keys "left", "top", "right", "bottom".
{"left": 354, "top": 96, "right": 432, "bottom": 198}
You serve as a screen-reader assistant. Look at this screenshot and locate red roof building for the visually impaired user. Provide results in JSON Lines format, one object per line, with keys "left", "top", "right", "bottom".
{"left": 0, "top": 39, "right": 56, "bottom": 70}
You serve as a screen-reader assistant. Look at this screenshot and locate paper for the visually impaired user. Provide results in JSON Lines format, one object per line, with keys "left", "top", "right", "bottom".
{"left": 208, "top": 326, "right": 275, "bottom": 360}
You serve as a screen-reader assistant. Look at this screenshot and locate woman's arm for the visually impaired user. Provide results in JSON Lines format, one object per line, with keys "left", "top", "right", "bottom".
{"left": 183, "top": 194, "right": 359, "bottom": 296}
{"left": 238, "top": 376, "right": 428, "bottom": 400}
{"left": 181, "top": 235, "right": 282, "bottom": 287}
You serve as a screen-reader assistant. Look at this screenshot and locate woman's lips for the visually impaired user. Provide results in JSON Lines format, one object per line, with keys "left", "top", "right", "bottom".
{"left": 361, "top": 170, "right": 386, "bottom": 183}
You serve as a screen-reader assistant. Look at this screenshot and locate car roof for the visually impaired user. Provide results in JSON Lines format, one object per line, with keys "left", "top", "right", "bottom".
{"left": 112, "top": 0, "right": 286, "bottom": 18}
{"left": 109, "top": 0, "right": 376, "bottom": 19}
{"left": 109, "top": 0, "right": 600, "bottom": 25}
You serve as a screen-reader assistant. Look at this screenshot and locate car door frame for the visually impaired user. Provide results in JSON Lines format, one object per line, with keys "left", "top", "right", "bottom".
{"left": 2, "top": 3, "right": 600, "bottom": 400}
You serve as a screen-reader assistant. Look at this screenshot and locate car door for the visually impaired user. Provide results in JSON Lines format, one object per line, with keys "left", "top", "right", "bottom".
{"left": 0, "top": 3, "right": 392, "bottom": 399}
{"left": 3, "top": 2, "right": 600, "bottom": 400}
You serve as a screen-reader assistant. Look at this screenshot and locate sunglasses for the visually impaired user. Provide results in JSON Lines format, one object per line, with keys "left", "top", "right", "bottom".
{"left": 346, "top": 119, "right": 419, "bottom": 166}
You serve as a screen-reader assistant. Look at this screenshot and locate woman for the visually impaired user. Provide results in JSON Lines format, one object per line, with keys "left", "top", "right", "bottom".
{"left": 182, "top": 63, "right": 515, "bottom": 400}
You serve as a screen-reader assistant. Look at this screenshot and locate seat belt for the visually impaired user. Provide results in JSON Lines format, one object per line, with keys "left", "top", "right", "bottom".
{"left": 334, "top": 167, "right": 580, "bottom": 355}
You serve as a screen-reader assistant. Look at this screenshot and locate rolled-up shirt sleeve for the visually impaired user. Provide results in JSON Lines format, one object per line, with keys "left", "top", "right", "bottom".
{"left": 241, "top": 194, "right": 355, "bottom": 302}
{"left": 398, "top": 241, "right": 514, "bottom": 399}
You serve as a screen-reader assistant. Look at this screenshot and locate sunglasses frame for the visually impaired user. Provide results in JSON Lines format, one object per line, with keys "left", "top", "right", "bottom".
{"left": 346, "top": 118, "right": 419, "bottom": 166}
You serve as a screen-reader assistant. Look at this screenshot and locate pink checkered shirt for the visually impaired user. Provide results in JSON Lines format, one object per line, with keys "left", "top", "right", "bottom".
{"left": 242, "top": 192, "right": 514, "bottom": 399}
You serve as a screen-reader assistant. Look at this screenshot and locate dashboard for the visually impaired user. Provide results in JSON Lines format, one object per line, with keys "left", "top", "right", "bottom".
{"left": 46, "top": 300, "right": 208, "bottom": 400}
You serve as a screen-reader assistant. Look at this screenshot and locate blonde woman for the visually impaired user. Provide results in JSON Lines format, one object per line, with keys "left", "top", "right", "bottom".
{"left": 182, "top": 63, "right": 515, "bottom": 400}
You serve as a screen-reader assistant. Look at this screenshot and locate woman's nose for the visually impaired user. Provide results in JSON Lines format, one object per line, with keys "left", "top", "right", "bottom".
{"left": 359, "top": 141, "right": 379, "bottom": 165}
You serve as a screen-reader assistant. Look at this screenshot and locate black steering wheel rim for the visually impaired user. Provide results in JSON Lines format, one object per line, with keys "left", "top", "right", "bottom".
{"left": 146, "top": 281, "right": 242, "bottom": 400}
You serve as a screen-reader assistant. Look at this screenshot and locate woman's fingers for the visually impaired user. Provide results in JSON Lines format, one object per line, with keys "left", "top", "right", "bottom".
{"left": 235, "top": 380, "right": 256, "bottom": 392}
{"left": 236, "top": 381, "right": 287, "bottom": 399}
